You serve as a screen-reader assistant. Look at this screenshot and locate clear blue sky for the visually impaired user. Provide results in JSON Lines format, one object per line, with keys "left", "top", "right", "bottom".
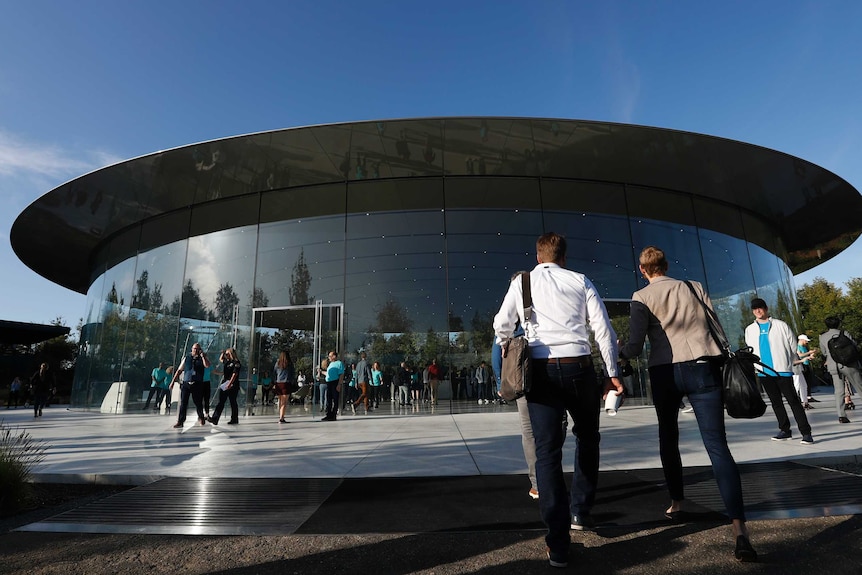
{"left": 2, "top": 0, "right": 860, "bottom": 332}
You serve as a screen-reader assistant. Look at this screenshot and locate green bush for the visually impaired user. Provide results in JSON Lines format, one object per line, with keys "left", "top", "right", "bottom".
{"left": 0, "top": 420, "right": 49, "bottom": 515}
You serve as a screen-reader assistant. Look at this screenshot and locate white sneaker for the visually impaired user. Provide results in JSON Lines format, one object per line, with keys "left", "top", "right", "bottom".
{"left": 484, "top": 399, "right": 490, "bottom": 404}
{"left": 478, "top": 399, "right": 483, "bottom": 405}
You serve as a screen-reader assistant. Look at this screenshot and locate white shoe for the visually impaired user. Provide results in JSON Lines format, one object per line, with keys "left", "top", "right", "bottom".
{"left": 484, "top": 399, "right": 490, "bottom": 404}
{"left": 478, "top": 399, "right": 483, "bottom": 405}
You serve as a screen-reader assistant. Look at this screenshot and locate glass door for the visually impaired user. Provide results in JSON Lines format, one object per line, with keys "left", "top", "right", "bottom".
{"left": 248, "top": 302, "right": 343, "bottom": 416}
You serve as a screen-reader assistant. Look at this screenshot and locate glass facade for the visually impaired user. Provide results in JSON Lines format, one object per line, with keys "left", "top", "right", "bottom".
{"left": 72, "top": 177, "right": 798, "bottom": 412}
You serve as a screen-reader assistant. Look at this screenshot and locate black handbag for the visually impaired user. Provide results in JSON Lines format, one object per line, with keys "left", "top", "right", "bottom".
{"left": 500, "top": 272, "right": 533, "bottom": 402}
{"left": 684, "top": 281, "right": 767, "bottom": 419}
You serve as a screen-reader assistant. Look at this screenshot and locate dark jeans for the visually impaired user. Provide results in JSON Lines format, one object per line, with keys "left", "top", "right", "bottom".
{"left": 155, "top": 388, "right": 169, "bottom": 410}
{"left": 177, "top": 381, "right": 206, "bottom": 424}
{"left": 526, "top": 357, "right": 601, "bottom": 554}
{"left": 761, "top": 375, "right": 812, "bottom": 435}
{"left": 370, "top": 385, "right": 383, "bottom": 406}
{"left": 650, "top": 359, "right": 745, "bottom": 520}
{"left": 211, "top": 382, "right": 240, "bottom": 423}
{"left": 203, "top": 381, "right": 212, "bottom": 414}
{"left": 144, "top": 387, "right": 169, "bottom": 410}
{"left": 143, "top": 387, "right": 158, "bottom": 409}
{"left": 325, "top": 381, "right": 340, "bottom": 418}
{"left": 33, "top": 391, "right": 47, "bottom": 416}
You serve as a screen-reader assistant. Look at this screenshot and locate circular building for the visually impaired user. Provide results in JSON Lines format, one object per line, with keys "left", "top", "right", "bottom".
{"left": 12, "top": 117, "right": 862, "bottom": 412}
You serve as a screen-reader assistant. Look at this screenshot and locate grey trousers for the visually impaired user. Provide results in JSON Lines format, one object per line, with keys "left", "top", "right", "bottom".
{"left": 832, "top": 365, "right": 862, "bottom": 418}
{"left": 516, "top": 396, "right": 538, "bottom": 490}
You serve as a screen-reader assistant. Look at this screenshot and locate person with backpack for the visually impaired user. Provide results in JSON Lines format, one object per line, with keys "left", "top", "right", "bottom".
{"left": 819, "top": 316, "right": 861, "bottom": 424}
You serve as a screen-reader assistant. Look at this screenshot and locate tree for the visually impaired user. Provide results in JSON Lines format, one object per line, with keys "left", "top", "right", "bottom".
{"left": 289, "top": 249, "right": 312, "bottom": 306}
{"left": 35, "top": 318, "right": 78, "bottom": 372}
{"left": 370, "top": 298, "right": 413, "bottom": 333}
{"left": 841, "top": 278, "right": 862, "bottom": 339}
{"left": 214, "top": 283, "right": 240, "bottom": 324}
{"left": 30, "top": 318, "right": 80, "bottom": 402}
{"left": 252, "top": 287, "right": 270, "bottom": 309}
{"left": 468, "top": 310, "right": 495, "bottom": 359}
{"left": 131, "top": 270, "right": 151, "bottom": 311}
{"left": 169, "top": 280, "right": 208, "bottom": 320}
{"left": 797, "top": 278, "right": 844, "bottom": 342}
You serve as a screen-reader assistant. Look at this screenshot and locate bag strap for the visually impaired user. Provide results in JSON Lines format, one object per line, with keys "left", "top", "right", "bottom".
{"left": 683, "top": 281, "right": 731, "bottom": 354}
{"left": 520, "top": 272, "right": 532, "bottom": 323}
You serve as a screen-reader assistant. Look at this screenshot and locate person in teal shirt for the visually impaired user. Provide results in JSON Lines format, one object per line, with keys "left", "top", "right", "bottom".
{"left": 144, "top": 362, "right": 168, "bottom": 411}
{"left": 371, "top": 361, "right": 383, "bottom": 409}
{"left": 323, "top": 351, "right": 345, "bottom": 421}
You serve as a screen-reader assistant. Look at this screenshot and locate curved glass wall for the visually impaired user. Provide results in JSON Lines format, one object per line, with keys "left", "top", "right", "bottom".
{"left": 71, "top": 177, "right": 799, "bottom": 412}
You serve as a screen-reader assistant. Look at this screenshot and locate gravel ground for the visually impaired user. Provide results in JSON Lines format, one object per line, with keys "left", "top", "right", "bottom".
{"left": 2, "top": 515, "right": 862, "bottom": 575}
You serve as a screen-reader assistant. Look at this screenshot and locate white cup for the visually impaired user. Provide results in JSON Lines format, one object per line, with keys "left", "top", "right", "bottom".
{"left": 604, "top": 389, "right": 622, "bottom": 416}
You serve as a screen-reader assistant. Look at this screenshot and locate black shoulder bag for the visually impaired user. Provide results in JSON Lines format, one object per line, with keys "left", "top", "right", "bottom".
{"left": 500, "top": 272, "right": 533, "bottom": 401}
{"left": 684, "top": 281, "right": 767, "bottom": 419}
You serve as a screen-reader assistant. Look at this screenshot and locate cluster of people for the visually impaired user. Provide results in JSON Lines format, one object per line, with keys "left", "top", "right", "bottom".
{"left": 6, "top": 363, "right": 56, "bottom": 417}
{"left": 493, "top": 235, "right": 758, "bottom": 568}
{"left": 492, "top": 235, "right": 861, "bottom": 568}
{"left": 164, "top": 343, "right": 242, "bottom": 429}
{"left": 305, "top": 354, "right": 452, "bottom": 415}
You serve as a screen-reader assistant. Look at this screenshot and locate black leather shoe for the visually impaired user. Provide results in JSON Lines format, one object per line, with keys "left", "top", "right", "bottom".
{"left": 839, "top": 416, "right": 851, "bottom": 423}
{"left": 735, "top": 536, "right": 757, "bottom": 562}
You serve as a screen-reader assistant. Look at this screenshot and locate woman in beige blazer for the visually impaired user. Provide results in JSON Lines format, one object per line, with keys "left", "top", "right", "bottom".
{"left": 619, "top": 246, "right": 756, "bottom": 563}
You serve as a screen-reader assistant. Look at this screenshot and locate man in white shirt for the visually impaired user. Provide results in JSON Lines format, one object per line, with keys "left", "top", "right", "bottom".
{"left": 744, "top": 298, "right": 813, "bottom": 444}
{"left": 493, "top": 232, "right": 622, "bottom": 569}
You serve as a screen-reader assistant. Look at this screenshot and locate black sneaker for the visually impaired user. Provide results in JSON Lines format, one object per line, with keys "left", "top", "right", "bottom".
{"left": 800, "top": 434, "right": 814, "bottom": 445}
{"left": 771, "top": 430, "right": 792, "bottom": 441}
{"left": 570, "top": 513, "right": 595, "bottom": 531}
{"left": 546, "top": 547, "right": 569, "bottom": 568}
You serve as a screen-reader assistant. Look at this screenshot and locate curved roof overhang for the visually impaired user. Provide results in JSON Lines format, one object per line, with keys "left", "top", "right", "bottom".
{"left": 0, "top": 320, "right": 70, "bottom": 346}
{"left": 12, "top": 117, "right": 862, "bottom": 294}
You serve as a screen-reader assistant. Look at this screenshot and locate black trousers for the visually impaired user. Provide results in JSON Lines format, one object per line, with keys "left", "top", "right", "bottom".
{"left": 761, "top": 375, "right": 812, "bottom": 435}
{"left": 325, "top": 381, "right": 340, "bottom": 418}
{"left": 177, "top": 381, "right": 206, "bottom": 424}
{"left": 211, "top": 383, "right": 240, "bottom": 423}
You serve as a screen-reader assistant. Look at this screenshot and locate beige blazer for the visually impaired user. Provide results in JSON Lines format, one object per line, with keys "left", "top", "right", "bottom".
{"left": 620, "top": 275, "right": 724, "bottom": 367}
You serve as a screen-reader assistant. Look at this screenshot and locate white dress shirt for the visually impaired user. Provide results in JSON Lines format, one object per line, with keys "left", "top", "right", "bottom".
{"left": 493, "top": 262, "right": 619, "bottom": 377}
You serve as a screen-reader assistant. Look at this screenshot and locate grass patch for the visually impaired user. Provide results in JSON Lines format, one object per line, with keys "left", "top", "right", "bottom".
{"left": 0, "top": 420, "right": 49, "bottom": 515}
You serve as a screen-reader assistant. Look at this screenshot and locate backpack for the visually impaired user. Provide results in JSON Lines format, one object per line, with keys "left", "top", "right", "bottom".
{"left": 828, "top": 330, "right": 861, "bottom": 366}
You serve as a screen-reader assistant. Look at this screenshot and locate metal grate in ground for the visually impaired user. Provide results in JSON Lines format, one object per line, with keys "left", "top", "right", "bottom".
{"left": 633, "top": 460, "right": 862, "bottom": 520}
{"left": 17, "top": 477, "right": 342, "bottom": 536}
{"left": 16, "top": 461, "right": 862, "bottom": 536}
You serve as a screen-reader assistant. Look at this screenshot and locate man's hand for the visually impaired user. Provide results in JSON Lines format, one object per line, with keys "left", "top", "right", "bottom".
{"left": 602, "top": 377, "right": 625, "bottom": 405}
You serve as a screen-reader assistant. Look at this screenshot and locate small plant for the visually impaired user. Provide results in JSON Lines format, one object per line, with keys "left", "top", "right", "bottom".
{"left": 0, "top": 420, "right": 50, "bottom": 515}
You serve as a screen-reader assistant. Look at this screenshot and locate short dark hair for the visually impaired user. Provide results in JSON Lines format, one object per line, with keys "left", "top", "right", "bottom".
{"left": 825, "top": 316, "right": 841, "bottom": 329}
{"left": 536, "top": 232, "right": 566, "bottom": 263}
{"left": 750, "top": 297, "right": 768, "bottom": 310}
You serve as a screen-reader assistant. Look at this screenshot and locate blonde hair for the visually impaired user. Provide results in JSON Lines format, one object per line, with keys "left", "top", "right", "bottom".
{"left": 639, "top": 246, "right": 668, "bottom": 277}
